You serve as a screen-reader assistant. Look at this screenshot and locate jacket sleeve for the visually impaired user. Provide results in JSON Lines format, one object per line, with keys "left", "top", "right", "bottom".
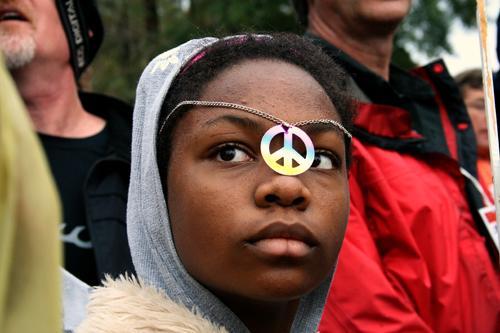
{"left": 319, "top": 144, "right": 433, "bottom": 333}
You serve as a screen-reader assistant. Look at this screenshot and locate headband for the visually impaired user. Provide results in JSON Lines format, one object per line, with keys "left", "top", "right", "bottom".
{"left": 159, "top": 100, "right": 351, "bottom": 176}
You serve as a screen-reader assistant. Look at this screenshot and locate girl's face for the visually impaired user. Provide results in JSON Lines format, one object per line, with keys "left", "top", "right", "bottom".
{"left": 166, "top": 59, "right": 349, "bottom": 305}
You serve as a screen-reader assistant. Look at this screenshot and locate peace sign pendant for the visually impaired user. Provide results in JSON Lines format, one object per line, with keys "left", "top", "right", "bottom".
{"left": 260, "top": 124, "right": 315, "bottom": 176}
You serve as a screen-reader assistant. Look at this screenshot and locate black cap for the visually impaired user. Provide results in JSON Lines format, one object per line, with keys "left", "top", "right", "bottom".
{"left": 55, "top": 0, "right": 104, "bottom": 78}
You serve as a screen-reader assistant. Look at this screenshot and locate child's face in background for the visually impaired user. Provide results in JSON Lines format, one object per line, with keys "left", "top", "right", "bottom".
{"left": 166, "top": 59, "right": 349, "bottom": 307}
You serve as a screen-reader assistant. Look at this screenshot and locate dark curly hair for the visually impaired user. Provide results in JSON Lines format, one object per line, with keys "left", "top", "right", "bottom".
{"left": 157, "top": 33, "right": 353, "bottom": 181}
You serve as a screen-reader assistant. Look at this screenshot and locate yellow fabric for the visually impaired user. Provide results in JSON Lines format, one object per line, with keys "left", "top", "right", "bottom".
{"left": 0, "top": 56, "right": 62, "bottom": 332}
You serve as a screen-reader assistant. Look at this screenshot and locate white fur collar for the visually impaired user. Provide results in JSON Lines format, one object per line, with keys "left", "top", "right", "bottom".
{"left": 76, "top": 276, "right": 228, "bottom": 333}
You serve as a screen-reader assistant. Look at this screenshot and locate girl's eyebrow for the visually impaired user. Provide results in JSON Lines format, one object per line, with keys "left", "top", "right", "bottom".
{"left": 300, "top": 122, "right": 345, "bottom": 138}
{"left": 203, "top": 114, "right": 265, "bottom": 132}
{"left": 203, "top": 115, "right": 346, "bottom": 140}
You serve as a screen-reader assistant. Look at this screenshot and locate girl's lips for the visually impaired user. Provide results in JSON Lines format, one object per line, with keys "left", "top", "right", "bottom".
{"left": 246, "top": 222, "right": 319, "bottom": 258}
{"left": 251, "top": 238, "right": 312, "bottom": 258}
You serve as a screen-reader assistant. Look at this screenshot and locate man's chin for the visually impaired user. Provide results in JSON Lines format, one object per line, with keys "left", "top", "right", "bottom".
{"left": 0, "top": 33, "right": 35, "bottom": 69}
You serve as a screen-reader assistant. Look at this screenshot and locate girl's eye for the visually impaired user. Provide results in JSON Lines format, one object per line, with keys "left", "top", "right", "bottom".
{"left": 215, "top": 144, "right": 253, "bottom": 163}
{"left": 311, "top": 150, "right": 339, "bottom": 170}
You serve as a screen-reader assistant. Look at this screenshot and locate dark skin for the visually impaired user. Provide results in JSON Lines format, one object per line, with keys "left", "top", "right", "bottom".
{"left": 166, "top": 59, "right": 349, "bottom": 333}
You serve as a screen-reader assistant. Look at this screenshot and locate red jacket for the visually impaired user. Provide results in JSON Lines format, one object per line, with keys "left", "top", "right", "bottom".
{"left": 313, "top": 50, "right": 500, "bottom": 331}
{"left": 319, "top": 137, "right": 500, "bottom": 332}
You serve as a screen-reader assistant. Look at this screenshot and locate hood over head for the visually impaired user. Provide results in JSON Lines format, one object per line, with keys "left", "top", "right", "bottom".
{"left": 127, "top": 36, "right": 334, "bottom": 332}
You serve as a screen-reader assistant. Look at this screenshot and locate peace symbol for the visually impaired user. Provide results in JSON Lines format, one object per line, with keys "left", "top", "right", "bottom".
{"left": 260, "top": 125, "right": 315, "bottom": 176}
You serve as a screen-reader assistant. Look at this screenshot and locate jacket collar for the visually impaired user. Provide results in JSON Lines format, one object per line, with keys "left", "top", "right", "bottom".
{"left": 77, "top": 276, "right": 228, "bottom": 333}
{"left": 354, "top": 102, "right": 423, "bottom": 140}
{"left": 307, "top": 34, "right": 475, "bottom": 157}
{"left": 79, "top": 91, "right": 132, "bottom": 162}
{"left": 306, "top": 33, "right": 435, "bottom": 102}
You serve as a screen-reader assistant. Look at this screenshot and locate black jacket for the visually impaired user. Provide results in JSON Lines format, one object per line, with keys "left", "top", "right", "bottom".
{"left": 79, "top": 91, "right": 135, "bottom": 281}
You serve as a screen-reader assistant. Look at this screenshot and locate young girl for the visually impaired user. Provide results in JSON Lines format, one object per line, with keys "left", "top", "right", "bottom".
{"left": 77, "top": 33, "right": 353, "bottom": 333}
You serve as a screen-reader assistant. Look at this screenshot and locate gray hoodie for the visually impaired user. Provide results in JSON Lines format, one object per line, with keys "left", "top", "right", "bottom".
{"left": 127, "top": 36, "right": 334, "bottom": 332}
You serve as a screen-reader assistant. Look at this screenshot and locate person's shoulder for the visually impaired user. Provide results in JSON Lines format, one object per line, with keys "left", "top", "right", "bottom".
{"left": 407, "top": 59, "right": 455, "bottom": 85}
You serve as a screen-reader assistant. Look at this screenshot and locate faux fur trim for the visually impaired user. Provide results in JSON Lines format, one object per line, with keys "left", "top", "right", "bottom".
{"left": 76, "top": 275, "right": 228, "bottom": 333}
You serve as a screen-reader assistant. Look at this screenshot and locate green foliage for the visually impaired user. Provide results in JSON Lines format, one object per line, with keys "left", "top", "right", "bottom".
{"left": 89, "top": 0, "right": 477, "bottom": 102}
{"left": 394, "top": 0, "right": 476, "bottom": 66}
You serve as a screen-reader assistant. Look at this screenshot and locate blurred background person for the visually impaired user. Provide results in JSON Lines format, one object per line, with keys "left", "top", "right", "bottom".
{"left": 0, "top": 0, "right": 134, "bottom": 286}
{"left": 455, "top": 69, "right": 492, "bottom": 198}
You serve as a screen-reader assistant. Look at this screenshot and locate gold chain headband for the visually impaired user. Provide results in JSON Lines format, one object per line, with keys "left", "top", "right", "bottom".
{"left": 159, "top": 100, "right": 351, "bottom": 176}
{"left": 158, "top": 100, "right": 352, "bottom": 139}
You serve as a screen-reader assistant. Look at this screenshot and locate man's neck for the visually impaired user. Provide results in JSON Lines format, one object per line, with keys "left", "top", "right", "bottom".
{"left": 10, "top": 61, "right": 105, "bottom": 138}
{"left": 307, "top": 11, "right": 396, "bottom": 81}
